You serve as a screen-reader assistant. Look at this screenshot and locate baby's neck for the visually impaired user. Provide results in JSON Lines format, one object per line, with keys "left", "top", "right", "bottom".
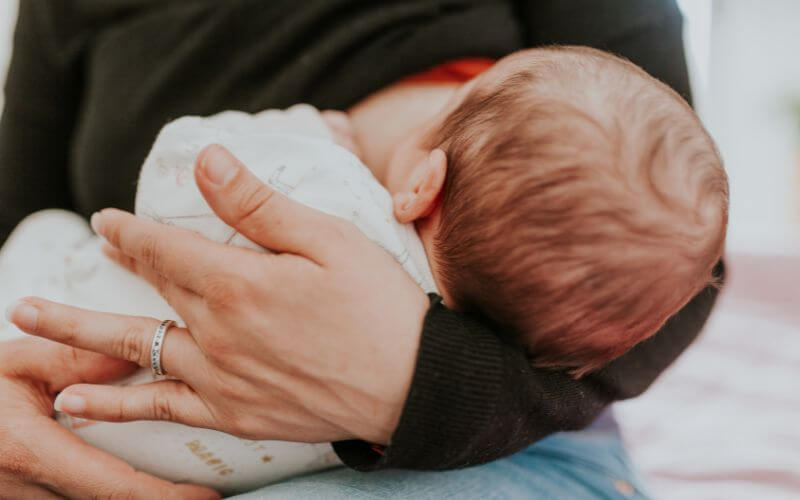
{"left": 347, "top": 81, "right": 459, "bottom": 184}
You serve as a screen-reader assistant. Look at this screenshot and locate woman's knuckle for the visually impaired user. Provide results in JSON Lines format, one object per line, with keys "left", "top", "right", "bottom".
{"left": 118, "top": 324, "right": 146, "bottom": 365}
{"left": 138, "top": 234, "right": 161, "bottom": 271}
{"left": 151, "top": 391, "right": 175, "bottom": 421}
{"left": 110, "top": 395, "right": 129, "bottom": 422}
{"left": 235, "top": 183, "right": 274, "bottom": 224}
{"left": 59, "top": 316, "right": 82, "bottom": 343}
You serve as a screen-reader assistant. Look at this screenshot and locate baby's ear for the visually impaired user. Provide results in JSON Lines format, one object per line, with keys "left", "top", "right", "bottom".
{"left": 393, "top": 149, "right": 447, "bottom": 223}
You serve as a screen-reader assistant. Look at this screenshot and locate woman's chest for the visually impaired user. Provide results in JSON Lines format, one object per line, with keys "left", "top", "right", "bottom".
{"left": 68, "top": 0, "right": 520, "bottom": 214}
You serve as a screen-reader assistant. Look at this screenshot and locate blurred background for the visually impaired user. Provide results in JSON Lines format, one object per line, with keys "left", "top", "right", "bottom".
{"left": 679, "top": 0, "right": 800, "bottom": 254}
{"left": 1, "top": 1, "right": 798, "bottom": 499}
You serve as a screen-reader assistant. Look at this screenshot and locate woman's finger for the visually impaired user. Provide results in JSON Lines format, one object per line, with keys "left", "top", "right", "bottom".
{"left": 6, "top": 298, "right": 203, "bottom": 380}
{"left": 101, "top": 243, "right": 203, "bottom": 325}
{"left": 54, "top": 380, "right": 216, "bottom": 430}
{"left": 194, "top": 144, "right": 350, "bottom": 263}
{"left": 91, "top": 208, "right": 249, "bottom": 295}
{"left": 3, "top": 338, "right": 137, "bottom": 394}
{"left": 32, "top": 416, "right": 219, "bottom": 500}
{"left": 0, "top": 482, "right": 64, "bottom": 500}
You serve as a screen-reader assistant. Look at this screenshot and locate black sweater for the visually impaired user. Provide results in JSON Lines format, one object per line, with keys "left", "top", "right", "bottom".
{"left": 0, "top": 0, "right": 722, "bottom": 470}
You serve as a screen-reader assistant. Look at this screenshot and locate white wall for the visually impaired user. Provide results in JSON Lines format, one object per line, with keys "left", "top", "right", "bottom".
{"left": 677, "top": 0, "right": 800, "bottom": 254}
{"left": 705, "top": 0, "right": 800, "bottom": 254}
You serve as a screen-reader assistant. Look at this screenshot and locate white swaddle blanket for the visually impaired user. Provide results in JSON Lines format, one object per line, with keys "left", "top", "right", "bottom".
{"left": 0, "top": 105, "right": 437, "bottom": 495}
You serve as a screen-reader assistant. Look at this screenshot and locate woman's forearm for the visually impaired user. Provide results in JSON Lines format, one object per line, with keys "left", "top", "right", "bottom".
{"left": 335, "top": 265, "right": 723, "bottom": 470}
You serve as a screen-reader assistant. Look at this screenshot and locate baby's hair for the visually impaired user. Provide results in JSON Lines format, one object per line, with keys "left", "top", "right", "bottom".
{"left": 427, "top": 46, "right": 728, "bottom": 378}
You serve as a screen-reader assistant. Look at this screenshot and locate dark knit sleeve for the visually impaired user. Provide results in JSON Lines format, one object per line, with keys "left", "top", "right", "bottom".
{"left": 517, "top": 0, "right": 692, "bottom": 103}
{"left": 0, "top": 0, "right": 81, "bottom": 245}
{"left": 333, "top": 0, "right": 713, "bottom": 470}
{"left": 335, "top": 262, "right": 724, "bottom": 470}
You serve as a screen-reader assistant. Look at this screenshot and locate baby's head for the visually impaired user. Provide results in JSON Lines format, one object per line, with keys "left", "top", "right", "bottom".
{"left": 384, "top": 46, "right": 728, "bottom": 377}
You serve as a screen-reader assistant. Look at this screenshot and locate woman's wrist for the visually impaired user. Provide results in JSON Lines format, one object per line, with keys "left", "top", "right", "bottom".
{"left": 333, "top": 295, "right": 513, "bottom": 470}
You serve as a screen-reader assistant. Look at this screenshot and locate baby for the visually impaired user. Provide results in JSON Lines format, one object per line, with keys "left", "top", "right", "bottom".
{"left": 358, "top": 46, "right": 728, "bottom": 377}
{"left": 0, "top": 46, "right": 727, "bottom": 493}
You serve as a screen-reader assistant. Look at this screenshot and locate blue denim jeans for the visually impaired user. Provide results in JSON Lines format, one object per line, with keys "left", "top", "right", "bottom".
{"left": 228, "top": 412, "right": 649, "bottom": 499}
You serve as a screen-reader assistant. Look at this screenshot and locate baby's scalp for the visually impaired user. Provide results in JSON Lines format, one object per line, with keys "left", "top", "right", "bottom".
{"left": 427, "top": 46, "right": 727, "bottom": 377}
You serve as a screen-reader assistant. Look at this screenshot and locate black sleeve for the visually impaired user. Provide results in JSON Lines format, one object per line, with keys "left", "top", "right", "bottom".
{"left": 516, "top": 0, "right": 692, "bottom": 104}
{"left": 333, "top": 0, "right": 718, "bottom": 470}
{"left": 336, "top": 264, "right": 722, "bottom": 469}
{"left": 0, "top": 0, "right": 81, "bottom": 245}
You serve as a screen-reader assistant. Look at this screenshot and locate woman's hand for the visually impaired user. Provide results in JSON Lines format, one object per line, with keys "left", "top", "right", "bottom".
{"left": 0, "top": 337, "right": 219, "bottom": 500}
{"left": 7, "top": 145, "right": 430, "bottom": 445}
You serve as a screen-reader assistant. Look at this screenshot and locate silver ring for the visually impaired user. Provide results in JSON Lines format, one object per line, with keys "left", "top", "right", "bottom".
{"left": 151, "top": 320, "right": 175, "bottom": 376}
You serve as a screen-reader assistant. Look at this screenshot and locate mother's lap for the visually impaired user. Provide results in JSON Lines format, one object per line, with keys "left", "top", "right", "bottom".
{"left": 228, "top": 429, "right": 649, "bottom": 500}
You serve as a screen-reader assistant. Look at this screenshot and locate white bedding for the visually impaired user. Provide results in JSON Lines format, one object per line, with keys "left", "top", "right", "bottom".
{"left": 615, "top": 254, "right": 800, "bottom": 499}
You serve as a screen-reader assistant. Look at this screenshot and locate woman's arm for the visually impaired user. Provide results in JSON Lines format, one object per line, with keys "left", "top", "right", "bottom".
{"left": 12, "top": 144, "right": 722, "bottom": 471}
{"left": 336, "top": 267, "right": 723, "bottom": 470}
{"left": 0, "top": 1, "right": 80, "bottom": 244}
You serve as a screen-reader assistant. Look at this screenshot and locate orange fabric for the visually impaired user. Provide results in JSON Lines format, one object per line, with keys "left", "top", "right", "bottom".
{"left": 404, "top": 58, "right": 495, "bottom": 84}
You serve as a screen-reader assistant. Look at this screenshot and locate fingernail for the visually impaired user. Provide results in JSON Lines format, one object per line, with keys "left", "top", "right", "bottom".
{"left": 90, "top": 212, "right": 102, "bottom": 234}
{"left": 54, "top": 392, "right": 87, "bottom": 414}
{"left": 5, "top": 300, "right": 38, "bottom": 330}
{"left": 202, "top": 145, "right": 238, "bottom": 186}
